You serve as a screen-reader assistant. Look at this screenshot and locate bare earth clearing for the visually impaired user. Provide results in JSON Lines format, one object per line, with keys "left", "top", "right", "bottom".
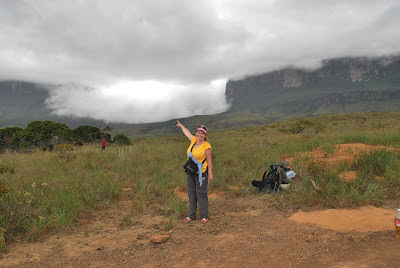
{"left": 1, "top": 143, "right": 400, "bottom": 267}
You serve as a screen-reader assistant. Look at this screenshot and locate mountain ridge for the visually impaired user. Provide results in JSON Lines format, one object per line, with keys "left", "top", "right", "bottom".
{"left": 1, "top": 55, "right": 400, "bottom": 137}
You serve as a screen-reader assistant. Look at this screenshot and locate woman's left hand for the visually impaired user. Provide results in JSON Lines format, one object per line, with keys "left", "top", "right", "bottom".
{"left": 208, "top": 174, "right": 213, "bottom": 183}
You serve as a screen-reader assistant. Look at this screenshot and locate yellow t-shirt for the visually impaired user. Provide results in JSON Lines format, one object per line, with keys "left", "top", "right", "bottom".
{"left": 187, "top": 137, "right": 211, "bottom": 174}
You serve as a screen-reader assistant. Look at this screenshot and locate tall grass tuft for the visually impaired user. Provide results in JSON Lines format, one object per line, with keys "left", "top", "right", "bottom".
{"left": 352, "top": 149, "right": 398, "bottom": 176}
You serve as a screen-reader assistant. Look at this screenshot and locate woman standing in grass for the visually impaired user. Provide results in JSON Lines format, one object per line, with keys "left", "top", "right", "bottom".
{"left": 176, "top": 120, "right": 213, "bottom": 223}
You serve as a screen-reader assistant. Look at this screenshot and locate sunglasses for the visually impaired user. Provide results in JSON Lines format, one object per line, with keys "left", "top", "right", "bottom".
{"left": 197, "top": 125, "right": 208, "bottom": 134}
{"left": 199, "top": 125, "right": 207, "bottom": 131}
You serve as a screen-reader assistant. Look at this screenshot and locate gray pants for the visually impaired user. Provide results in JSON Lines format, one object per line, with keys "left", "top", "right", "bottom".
{"left": 187, "top": 171, "right": 208, "bottom": 219}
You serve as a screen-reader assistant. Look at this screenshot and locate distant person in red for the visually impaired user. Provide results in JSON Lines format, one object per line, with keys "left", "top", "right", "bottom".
{"left": 100, "top": 138, "right": 107, "bottom": 150}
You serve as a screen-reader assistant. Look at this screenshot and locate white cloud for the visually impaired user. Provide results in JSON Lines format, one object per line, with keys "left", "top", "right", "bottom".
{"left": 1, "top": 0, "right": 399, "bottom": 123}
{"left": 44, "top": 80, "right": 229, "bottom": 124}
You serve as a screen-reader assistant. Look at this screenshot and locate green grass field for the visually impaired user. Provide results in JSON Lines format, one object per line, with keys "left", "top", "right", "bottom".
{"left": 1, "top": 111, "right": 400, "bottom": 251}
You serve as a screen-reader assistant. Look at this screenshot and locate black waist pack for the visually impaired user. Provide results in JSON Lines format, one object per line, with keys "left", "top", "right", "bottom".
{"left": 183, "top": 158, "right": 199, "bottom": 175}
{"left": 183, "top": 142, "right": 206, "bottom": 175}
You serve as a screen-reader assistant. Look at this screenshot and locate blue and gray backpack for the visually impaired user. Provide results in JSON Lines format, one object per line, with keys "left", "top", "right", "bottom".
{"left": 251, "top": 161, "right": 292, "bottom": 193}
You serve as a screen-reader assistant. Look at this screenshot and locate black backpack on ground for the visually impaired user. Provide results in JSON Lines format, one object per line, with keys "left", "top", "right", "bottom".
{"left": 252, "top": 161, "right": 291, "bottom": 193}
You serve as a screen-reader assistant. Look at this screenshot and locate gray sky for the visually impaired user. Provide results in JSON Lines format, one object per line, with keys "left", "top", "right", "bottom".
{"left": 1, "top": 0, "right": 399, "bottom": 123}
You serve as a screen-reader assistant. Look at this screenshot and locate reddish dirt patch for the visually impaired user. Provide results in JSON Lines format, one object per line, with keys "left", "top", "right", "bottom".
{"left": 174, "top": 187, "right": 189, "bottom": 201}
{"left": 174, "top": 187, "right": 226, "bottom": 201}
{"left": 122, "top": 188, "right": 132, "bottom": 191}
{"left": 286, "top": 143, "right": 395, "bottom": 166}
{"left": 174, "top": 186, "right": 238, "bottom": 201}
{"left": 290, "top": 206, "right": 395, "bottom": 232}
{"left": 285, "top": 143, "right": 396, "bottom": 182}
{"left": 208, "top": 191, "right": 226, "bottom": 200}
{"left": 338, "top": 171, "right": 385, "bottom": 182}
{"left": 339, "top": 171, "right": 357, "bottom": 182}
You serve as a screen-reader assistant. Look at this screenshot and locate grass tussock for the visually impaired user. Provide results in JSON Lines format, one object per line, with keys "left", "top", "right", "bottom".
{"left": 1, "top": 111, "right": 400, "bottom": 250}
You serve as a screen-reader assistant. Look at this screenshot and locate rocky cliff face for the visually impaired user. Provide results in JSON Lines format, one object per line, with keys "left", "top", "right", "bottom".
{"left": 0, "top": 81, "right": 46, "bottom": 95}
{"left": 0, "top": 81, "right": 107, "bottom": 128}
{"left": 225, "top": 56, "right": 400, "bottom": 115}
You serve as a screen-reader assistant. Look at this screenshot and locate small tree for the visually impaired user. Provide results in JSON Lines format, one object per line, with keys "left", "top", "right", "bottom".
{"left": 5, "top": 121, "right": 76, "bottom": 150}
{"left": 24, "top": 120, "right": 75, "bottom": 148}
{"left": 0, "top": 127, "right": 23, "bottom": 152}
{"left": 10, "top": 129, "right": 34, "bottom": 149}
{"left": 113, "top": 133, "right": 131, "bottom": 145}
{"left": 74, "top": 125, "right": 102, "bottom": 144}
{"left": 289, "top": 119, "right": 326, "bottom": 136}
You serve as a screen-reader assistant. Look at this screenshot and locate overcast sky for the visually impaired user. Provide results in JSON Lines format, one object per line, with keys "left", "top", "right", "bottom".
{"left": 1, "top": 0, "right": 399, "bottom": 124}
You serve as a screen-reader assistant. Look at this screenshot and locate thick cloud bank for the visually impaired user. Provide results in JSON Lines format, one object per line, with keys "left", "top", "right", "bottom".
{"left": 45, "top": 80, "right": 228, "bottom": 123}
{"left": 1, "top": 0, "right": 399, "bottom": 123}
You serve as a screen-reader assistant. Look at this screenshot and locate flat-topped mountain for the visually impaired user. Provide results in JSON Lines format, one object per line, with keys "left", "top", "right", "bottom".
{"left": 225, "top": 56, "right": 400, "bottom": 121}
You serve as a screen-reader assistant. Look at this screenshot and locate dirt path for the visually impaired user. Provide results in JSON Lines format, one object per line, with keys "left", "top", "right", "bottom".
{"left": 1, "top": 192, "right": 399, "bottom": 268}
